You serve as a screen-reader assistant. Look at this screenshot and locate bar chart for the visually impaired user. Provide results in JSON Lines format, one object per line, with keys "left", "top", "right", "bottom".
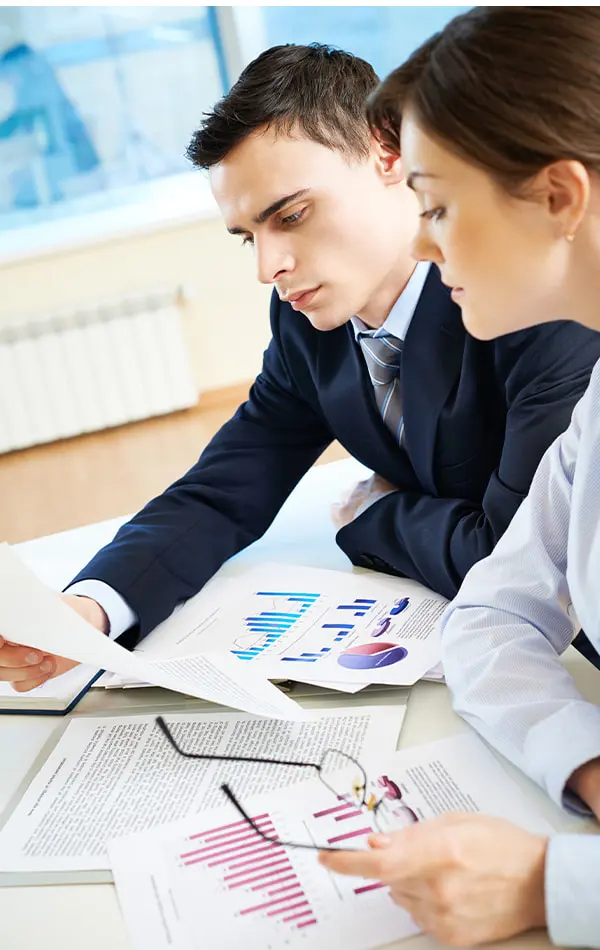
{"left": 231, "top": 590, "right": 321, "bottom": 662}
{"left": 178, "top": 813, "right": 319, "bottom": 931}
{"left": 308, "top": 800, "right": 388, "bottom": 898}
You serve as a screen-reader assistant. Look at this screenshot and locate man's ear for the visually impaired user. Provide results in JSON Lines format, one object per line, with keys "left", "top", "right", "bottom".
{"left": 534, "top": 159, "right": 590, "bottom": 239}
{"left": 371, "top": 132, "right": 404, "bottom": 185}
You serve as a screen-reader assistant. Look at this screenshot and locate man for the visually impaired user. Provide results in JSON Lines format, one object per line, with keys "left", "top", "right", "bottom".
{"left": 3, "top": 42, "right": 600, "bottom": 692}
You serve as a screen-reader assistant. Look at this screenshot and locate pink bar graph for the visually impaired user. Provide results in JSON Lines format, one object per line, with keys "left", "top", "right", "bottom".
{"left": 240, "top": 892, "right": 305, "bottom": 916}
{"left": 208, "top": 842, "right": 279, "bottom": 868}
{"left": 283, "top": 909, "right": 314, "bottom": 923}
{"left": 327, "top": 826, "right": 372, "bottom": 845}
{"left": 180, "top": 812, "right": 318, "bottom": 931}
{"left": 228, "top": 847, "right": 285, "bottom": 871}
{"left": 334, "top": 809, "right": 364, "bottom": 821}
{"left": 189, "top": 814, "right": 270, "bottom": 839}
{"left": 225, "top": 857, "right": 290, "bottom": 883}
{"left": 354, "top": 882, "right": 387, "bottom": 895}
{"left": 313, "top": 802, "right": 356, "bottom": 819}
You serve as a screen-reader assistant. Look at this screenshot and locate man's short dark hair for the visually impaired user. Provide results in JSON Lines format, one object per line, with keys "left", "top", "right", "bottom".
{"left": 187, "top": 43, "right": 379, "bottom": 170}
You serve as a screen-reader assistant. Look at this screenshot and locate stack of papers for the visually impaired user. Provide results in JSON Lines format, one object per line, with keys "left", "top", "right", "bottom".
{"left": 101, "top": 562, "right": 446, "bottom": 694}
{"left": 107, "top": 733, "right": 555, "bottom": 950}
{"left": 0, "top": 545, "right": 445, "bottom": 719}
{"left": 0, "top": 705, "right": 406, "bottom": 882}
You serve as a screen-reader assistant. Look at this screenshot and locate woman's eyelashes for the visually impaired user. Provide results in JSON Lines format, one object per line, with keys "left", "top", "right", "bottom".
{"left": 419, "top": 206, "right": 446, "bottom": 222}
{"left": 279, "top": 207, "right": 307, "bottom": 227}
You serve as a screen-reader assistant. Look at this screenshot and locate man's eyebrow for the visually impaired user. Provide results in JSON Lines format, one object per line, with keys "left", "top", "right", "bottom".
{"left": 406, "top": 172, "right": 440, "bottom": 190}
{"left": 227, "top": 189, "right": 310, "bottom": 235}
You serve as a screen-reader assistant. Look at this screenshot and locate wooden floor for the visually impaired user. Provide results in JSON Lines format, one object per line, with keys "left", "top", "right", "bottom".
{"left": 1, "top": 383, "right": 348, "bottom": 544}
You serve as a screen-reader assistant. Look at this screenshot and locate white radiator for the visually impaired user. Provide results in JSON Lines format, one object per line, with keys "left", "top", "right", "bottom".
{"left": 0, "top": 287, "right": 199, "bottom": 454}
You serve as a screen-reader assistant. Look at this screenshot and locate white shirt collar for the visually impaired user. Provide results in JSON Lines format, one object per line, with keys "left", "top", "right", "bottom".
{"left": 350, "top": 261, "right": 431, "bottom": 341}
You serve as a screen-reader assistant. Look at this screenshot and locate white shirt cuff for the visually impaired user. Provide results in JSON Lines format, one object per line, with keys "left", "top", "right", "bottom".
{"left": 354, "top": 489, "right": 397, "bottom": 520}
{"left": 546, "top": 834, "right": 600, "bottom": 947}
{"left": 65, "top": 580, "right": 138, "bottom": 640}
{"left": 524, "top": 700, "right": 600, "bottom": 810}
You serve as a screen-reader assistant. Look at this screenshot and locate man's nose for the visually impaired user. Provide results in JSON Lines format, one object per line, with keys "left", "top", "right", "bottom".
{"left": 255, "top": 236, "right": 294, "bottom": 285}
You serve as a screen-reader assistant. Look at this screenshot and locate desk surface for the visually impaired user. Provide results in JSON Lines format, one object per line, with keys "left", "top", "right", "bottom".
{"left": 1, "top": 458, "right": 598, "bottom": 950}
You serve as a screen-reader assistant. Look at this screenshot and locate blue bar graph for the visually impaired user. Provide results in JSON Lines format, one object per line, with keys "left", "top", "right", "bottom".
{"left": 255, "top": 592, "right": 319, "bottom": 598}
{"left": 247, "top": 624, "right": 288, "bottom": 633}
{"left": 230, "top": 588, "right": 324, "bottom": 664}
{"left": 322, "top": 623, "right": 354, "bottom": 630}
{"left": 336, "top": 599, "right": 377, "bottom": 617}
{"left": 255, "top": 612, "right": 302, "bottom": 619}
{"left": 246, "top": 616, "right": 299, "bottom": 622}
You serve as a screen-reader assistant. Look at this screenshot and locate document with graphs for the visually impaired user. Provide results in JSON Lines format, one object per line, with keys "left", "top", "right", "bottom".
{"left": 102, "top": 563, "right": 446, "bottom": 689}
{"left": 107, "top": 733, "right": 555, "bottom": 950}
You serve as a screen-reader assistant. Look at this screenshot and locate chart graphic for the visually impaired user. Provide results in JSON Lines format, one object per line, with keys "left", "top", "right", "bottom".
{"left": 337, "top": 642, "right": 409, "bottom": 670}
{"left": 231, "top": 591, "right": 321, "bottom": 662}
{"left": 309, "top": 800, "right": 388, "bottom": 898}
{"left": 178, "top": 813, "right": 318, "bottom": 930}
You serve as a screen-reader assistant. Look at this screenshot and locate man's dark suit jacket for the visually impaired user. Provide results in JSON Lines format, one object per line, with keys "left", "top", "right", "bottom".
{"left": 70, "top": 267, "right": 600, "bottom": 642}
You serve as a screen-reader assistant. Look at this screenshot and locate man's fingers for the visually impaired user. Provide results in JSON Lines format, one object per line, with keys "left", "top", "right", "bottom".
{"left": 11, "top": 674, "right": 53, "bottom": 693}
{"left": 0, "top": 641, "right": 48, "bottom": 669}
{"left": 0, "top": 657, "right": 56, "bottom": 683}
{"left": 51, "top": 657, "right": 78, "bottom": 679}
{"left": 319, "top": 844, "right": 391, "bottom": 879}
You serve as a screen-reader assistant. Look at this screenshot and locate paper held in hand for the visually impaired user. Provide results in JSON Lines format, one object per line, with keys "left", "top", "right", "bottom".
{"left": 0, "top": 544, "right": 306, "bottom": 720}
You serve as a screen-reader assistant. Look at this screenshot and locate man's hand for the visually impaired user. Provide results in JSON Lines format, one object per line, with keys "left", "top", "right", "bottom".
{"left": 0, "top": 594, "right": 109, "bottom": 692}
{"left": 331, "top": 474, "right": 397, "bottom": 529}
{"left": 569, "top": 757, "right": 600, "bottom": 820}
{"left": 319, "top": 813, "right": 548, "bottom": 947}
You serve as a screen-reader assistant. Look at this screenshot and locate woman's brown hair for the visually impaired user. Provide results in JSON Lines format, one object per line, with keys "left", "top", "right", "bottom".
{"left": 367, "top": 7, "right": 600, "bottom": 196}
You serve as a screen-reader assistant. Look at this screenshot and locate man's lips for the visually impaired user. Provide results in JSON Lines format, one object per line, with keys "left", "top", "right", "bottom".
{"left": 281, "top": 287, "right": 321, "bottom": 309}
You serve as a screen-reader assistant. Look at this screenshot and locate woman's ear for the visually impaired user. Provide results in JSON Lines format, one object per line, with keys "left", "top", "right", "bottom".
{"left": 537, "top": 159, "right": 590, "bottom": 239}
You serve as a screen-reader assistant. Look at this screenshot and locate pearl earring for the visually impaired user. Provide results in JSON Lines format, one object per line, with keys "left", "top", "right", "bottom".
{"left": 565, "top": 232, "right": 575, "bottom": 243}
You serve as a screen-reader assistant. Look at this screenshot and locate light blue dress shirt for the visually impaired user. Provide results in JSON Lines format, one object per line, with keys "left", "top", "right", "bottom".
{"left": 68, "top": 263, "right": 431, "bottom": 640}
{"left": 441, "top": 360, "right": 600, "bottom": 948}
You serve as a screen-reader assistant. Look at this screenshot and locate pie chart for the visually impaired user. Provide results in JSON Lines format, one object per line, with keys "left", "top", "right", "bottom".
{"left": 337, "top": 642, "right": 408, "bottom": 670}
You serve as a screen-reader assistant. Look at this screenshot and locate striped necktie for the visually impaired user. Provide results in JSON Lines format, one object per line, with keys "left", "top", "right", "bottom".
{"left": 358, "top": 333, "right": 404, "bottom": 445}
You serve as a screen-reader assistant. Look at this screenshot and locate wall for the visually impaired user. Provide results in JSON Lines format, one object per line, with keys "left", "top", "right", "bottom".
{"left": 0, "top": 214, "right": 273, "bottom": 392}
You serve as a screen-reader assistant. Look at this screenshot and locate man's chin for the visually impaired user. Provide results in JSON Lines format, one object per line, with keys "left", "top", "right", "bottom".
{"left": 302, "top": 309, "right": 352, "bottom": 332}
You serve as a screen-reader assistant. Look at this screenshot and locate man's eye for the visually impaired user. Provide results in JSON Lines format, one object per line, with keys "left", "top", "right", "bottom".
{"left": 419, "top": 206, "right": 446, "bottom": 222}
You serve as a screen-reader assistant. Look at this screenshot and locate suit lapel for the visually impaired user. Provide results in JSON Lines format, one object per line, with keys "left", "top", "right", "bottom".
{"left": 402, "top": 267, "right": 466, "bottom": 494}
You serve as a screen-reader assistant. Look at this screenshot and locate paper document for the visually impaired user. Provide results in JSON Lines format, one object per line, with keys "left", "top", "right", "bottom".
{"left": 104, "top": 563, "right": 445, "bottom": 689}
{"left": 0, "top": 545, "right": 304, "bottom": 719}
{"left": 0, "top": 705, "right": 405, "bottom": 877}
{"left": 108, "top": 733, "right": 554, "bottom": 950}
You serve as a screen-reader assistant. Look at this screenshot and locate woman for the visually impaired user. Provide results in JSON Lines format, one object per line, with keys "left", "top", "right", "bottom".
{"left": 320, "top": 8, "right": 600, "bottom": 948}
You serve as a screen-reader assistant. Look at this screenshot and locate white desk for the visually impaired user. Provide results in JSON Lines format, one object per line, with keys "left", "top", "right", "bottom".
{"left": 1, "top": 458, "right": 598, "bottom": 950}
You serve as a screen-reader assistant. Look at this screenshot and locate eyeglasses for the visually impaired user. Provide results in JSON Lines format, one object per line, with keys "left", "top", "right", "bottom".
{"left": 155, "top": 716, "right": 418, "bottom": 853}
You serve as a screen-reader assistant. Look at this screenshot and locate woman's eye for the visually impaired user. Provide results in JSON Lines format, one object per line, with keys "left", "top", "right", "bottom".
{"left": 280, "top": 208, "right": 306, "bottom": 226}
{"left": 419, "top": 206, "right": 446, "bottom": 222}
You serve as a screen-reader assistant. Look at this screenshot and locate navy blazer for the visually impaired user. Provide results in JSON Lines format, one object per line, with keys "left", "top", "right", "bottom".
{"left": 71, "top": 267, "right": 600, "bottom": 640}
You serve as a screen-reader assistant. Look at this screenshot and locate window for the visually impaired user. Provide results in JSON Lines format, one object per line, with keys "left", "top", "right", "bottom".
{"left": 0, "top": 7, "right": 225, "bottom": 232}
{"left": 0, "top": 6, "right": 468, "bottom": 254}
{"left": 261, "top": 7, "right": 469, "bottom": 84}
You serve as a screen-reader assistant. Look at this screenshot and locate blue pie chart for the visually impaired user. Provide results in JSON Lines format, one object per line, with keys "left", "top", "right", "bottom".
{"left": 337, "top": 642, "right": 409, "bottom": 670}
